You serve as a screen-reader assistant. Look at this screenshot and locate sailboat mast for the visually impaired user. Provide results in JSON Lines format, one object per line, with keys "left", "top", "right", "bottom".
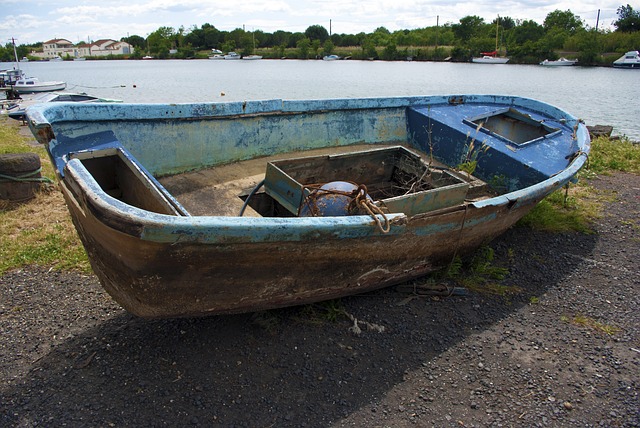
{"left": 12, "top": 37, "right": 20, "bottom": 72}
{"left": 495, "top": 16, "right": 499, "bottom": 53}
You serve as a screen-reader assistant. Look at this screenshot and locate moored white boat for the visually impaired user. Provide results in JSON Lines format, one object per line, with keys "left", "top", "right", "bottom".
{"left": 613, "top": 51, "right": 640, "bottom": 69}
{"left": 6, "top": 91, "right": 122, "bottom": 122}
{"left": 224, "top": 52, "right": 241, "bottom": 60}
{"left": 14, "top": 77, "right": 67, "bottom": 94}
{"left": 540, "top": 58, "right": 577, "bottom": 66}
{"left": 472, "top": 55, "right": 509, "bottom": 64}
{"left": 242, "top": 55, "right": 263, "bottom": 60}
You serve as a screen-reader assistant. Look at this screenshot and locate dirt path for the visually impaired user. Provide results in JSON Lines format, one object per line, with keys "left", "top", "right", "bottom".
{"left": 1, "top": 173, "right": 638, "bottom": 427}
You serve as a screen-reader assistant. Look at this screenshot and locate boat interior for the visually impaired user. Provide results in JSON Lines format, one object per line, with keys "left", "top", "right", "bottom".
{"left": 59, "top": 100, "right": 575, "bottom": 220}
{"left": 71, "top": 143, "right": 493, "bottom": 219}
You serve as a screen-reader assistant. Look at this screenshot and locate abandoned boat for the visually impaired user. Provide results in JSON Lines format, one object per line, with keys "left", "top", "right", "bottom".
{"left": 25, "top": 95, "right": 590, "bottom": 318}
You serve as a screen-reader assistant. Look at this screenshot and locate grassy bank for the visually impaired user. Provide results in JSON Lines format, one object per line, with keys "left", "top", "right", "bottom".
{"left": 0, "top": 118, "right": 90, "bottom": 274}
{"left": 0, "top": 117, "right": 638, "bottom": 275}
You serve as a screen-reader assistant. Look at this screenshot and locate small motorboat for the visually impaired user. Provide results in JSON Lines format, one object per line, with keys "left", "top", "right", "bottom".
{"left": 26, "top": 95, "right": 590, "bottom": 319}
{"left": 242, "top": 55, "right": 263, "bottom": 60}
{"left": 323, "top": 55, "right": 340, "bottom": 61}
{"left": 13, "top": 77, "right": 66, "bottom": 94}
{"left": 6, "top": 92, "right": 122, "bottom": 122}
{"left": 540, "top": 58, "right": 578, "bottom": 66}
{"left": 224, "top": 52, "right": 241, "bottom": 60}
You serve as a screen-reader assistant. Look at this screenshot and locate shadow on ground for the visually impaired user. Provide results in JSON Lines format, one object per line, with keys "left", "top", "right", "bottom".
{"left": 1, "top": 226, "right": 598, "bottom": 427}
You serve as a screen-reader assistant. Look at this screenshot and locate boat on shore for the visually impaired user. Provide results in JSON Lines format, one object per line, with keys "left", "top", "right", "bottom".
{"left": 242, "top": 55, "right": 263, "bottom": 60}
{"left": 540, "top": 57, "right": 577, "bottom": 66}
{"left": 26, "top": 95, "right": 590, "bottom": 319}
{"left": 613, "top": 51, "right": 640, "bottom": 69}
{"left": 323, "top": 54, "right": 340, "bottom": 61}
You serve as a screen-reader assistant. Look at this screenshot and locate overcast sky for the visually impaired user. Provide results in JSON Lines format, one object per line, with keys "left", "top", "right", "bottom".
{"left": 1, "top": 0, "right": 623, "bottom": 46}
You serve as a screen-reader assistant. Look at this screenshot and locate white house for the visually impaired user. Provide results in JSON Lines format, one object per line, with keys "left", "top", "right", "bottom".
{"left": 39, "top": 39, "right": 75, "bottom": 59}
{"left": 38, "top": 38, "right": 134, "bottom": 59}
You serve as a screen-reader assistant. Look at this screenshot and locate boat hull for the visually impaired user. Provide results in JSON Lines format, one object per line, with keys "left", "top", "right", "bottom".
{"left": 472, "top": 56, "right": 509, "bottom": 64}
{"left": 15, "top": 82, "right": 67, "bottom": 93}
{"left": 27, "top": 95, "right": 590, "bottom": 318}
{"left": 540, "top": 59, "right": 577, "bottom": 66}
{"left": 613, "top": 51, "right": 640, "bottom": 68}
{"left": 60, "top": 177, "right": 539, "bottom": 318}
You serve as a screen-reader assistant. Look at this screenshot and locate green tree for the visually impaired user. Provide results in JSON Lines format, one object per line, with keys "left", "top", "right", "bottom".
{"left": 305, "top": 25, "right": 329, "bottom": 43}
{"left": 121, "top": 35, "right": 146, "bottom": 51}
{"left": 203, "top": 25, "right": 223, "bottom": 49}
{"left": 147, "top": 27, "right": 174, "bottom": 56}
{"left": 289, "top": 32, "right": 306, "bottom": 48}
{"left": 543, "top": 10, "right": 583, "bottom": 35}
{"left": 297, "top": 37, "right": 311, "bottom": 59}
{"left": 381, "top": 42, "right": 398, "bottom": 60}
{"left": 511, "top": 20, "right": 544, "bottom": 45}
{"left": 614, "top": 4, "right": 640, "bottom": 32}
{"left": 272, "top": 30, "right": 290, "bottom": 47}
{"left": 361, "top": 37, "right": 378, "bottom": 59}
{"left": 452, "top": 16, "right": 485, "bottom": 43}
{"left": 370, "top": 27, "right": 391, "bottom": 46}
{"left": 323, "top": 39, "right": 335, "bottom": 56}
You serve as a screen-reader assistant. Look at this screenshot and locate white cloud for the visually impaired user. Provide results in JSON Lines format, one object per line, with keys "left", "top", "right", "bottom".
{"left": 0, "top": 0, "right": 622, "bottom": 45}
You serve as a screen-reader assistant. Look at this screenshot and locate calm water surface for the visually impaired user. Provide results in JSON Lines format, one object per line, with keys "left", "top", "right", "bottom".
{"left": 4, "top": 59, "right": 638, "bottom": 139}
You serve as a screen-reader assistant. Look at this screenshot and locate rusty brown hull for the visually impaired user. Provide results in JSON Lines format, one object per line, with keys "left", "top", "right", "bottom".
{"left": 60, "top": 179, "right": 536, "bottom": 318}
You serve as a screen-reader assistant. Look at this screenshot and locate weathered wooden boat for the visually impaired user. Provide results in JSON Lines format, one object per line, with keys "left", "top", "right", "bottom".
{"left": 26, "top": 95, "right": 590, "bottom": 318}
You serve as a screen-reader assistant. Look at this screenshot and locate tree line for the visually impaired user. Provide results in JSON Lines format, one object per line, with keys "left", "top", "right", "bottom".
{"left": 2, "top": 5, "right": 639, "bottom": 64}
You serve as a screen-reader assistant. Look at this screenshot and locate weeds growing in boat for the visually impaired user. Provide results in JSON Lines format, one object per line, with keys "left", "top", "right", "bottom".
{"left": 457, "top": 123, "right": 489, "bottom": 180}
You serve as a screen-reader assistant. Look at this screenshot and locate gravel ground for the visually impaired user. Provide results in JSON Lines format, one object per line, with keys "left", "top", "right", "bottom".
{"left": 1, "top": 172, "right": 638, "bottom": 427}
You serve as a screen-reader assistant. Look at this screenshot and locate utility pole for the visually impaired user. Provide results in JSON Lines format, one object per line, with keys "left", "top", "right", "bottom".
{"left": 595, "top": 9, "right": 600, "bottom": 31}
{"left": 330, "top": 19, "right": 332, "bottom": 36}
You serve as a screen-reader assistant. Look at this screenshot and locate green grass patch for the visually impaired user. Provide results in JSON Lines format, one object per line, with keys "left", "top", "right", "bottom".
{"left": 588, "top": 136, "right": 640, "bottom": 175}
{"left": 518, "top": 185, "right": 602, "bottom": 233}
{"left": 518, "top": 136, "right": 639, "bottom": 233}
{"left": 440, "top": 247, "right": 518, "bottom": 297}
{"left": 562, "top": 314, "right": 622, "bottom": 335}
{"left": 1, "top": 118, "right": 89, "bottom": 274}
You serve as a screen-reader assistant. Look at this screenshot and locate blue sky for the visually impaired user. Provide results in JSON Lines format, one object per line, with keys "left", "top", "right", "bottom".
{"left": 1, "top": 0, "right": 623, "bottom": 45}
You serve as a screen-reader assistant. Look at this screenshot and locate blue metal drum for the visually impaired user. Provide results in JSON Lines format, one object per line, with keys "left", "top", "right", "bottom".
{"left": 300, "top": 181, "right": 364, "bottom": 216}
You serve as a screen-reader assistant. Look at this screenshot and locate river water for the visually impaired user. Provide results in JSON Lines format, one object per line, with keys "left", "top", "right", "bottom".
{"left": 3, "top": 59, "right": 638, "bottom": 139}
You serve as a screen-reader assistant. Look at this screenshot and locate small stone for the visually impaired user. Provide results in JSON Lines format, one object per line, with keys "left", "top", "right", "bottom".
{"left": 563, "top": 402, "right": 573, "bottom": 410}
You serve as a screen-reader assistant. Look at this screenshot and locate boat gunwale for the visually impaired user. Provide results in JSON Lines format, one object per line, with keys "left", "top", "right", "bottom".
{"left": 61, "top": 148, "right": 588, "bottom": 243}
{"left": 26, "top": 95, "right": 583, "bottom": 128}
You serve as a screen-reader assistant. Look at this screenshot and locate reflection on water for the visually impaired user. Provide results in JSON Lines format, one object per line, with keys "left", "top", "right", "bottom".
{"left": 3, "top": 59, "right": 638, "bottom": 139}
